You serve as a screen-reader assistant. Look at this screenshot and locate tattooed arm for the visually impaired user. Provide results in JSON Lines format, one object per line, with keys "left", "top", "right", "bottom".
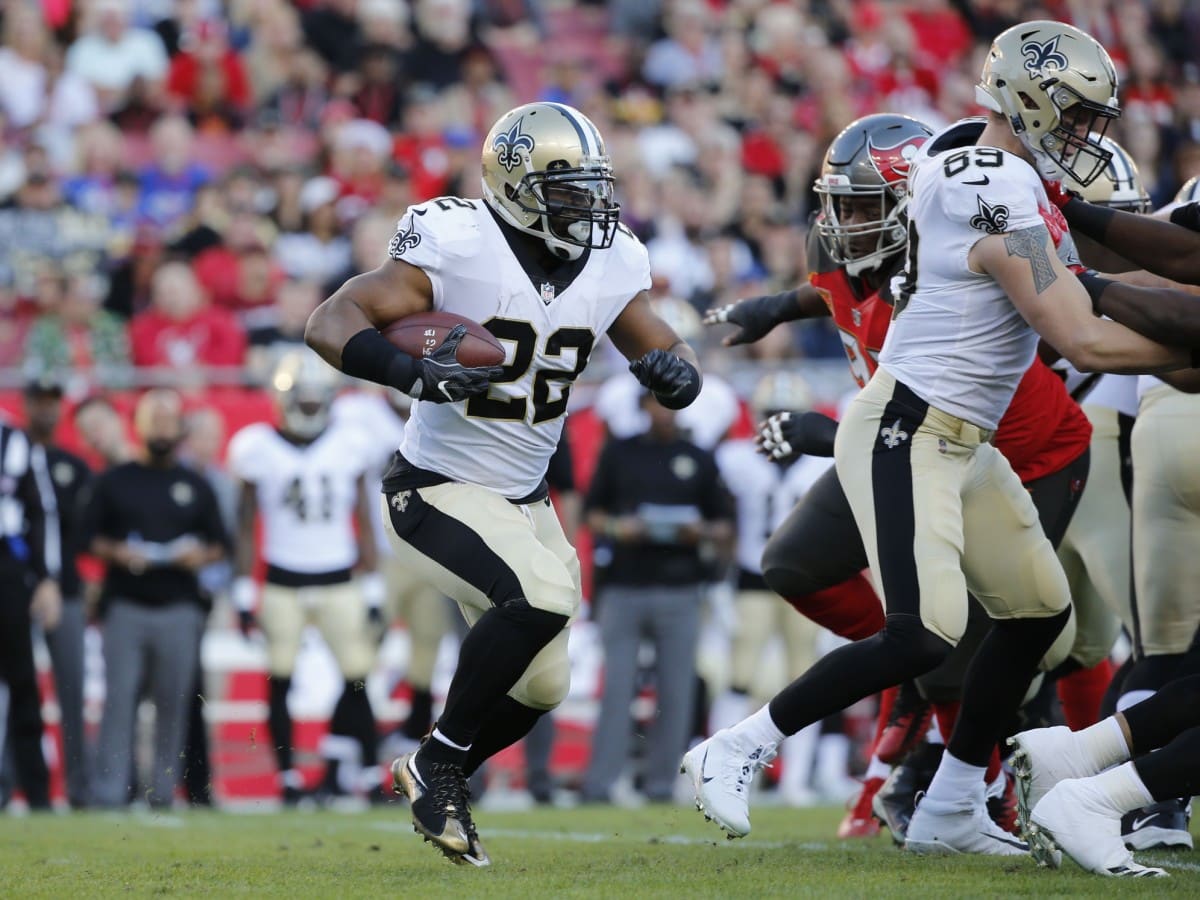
{"left": 969, "top": 224, "right": 1190, "bottom": 374}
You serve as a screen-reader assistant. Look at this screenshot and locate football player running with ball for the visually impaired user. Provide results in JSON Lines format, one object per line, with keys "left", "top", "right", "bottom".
{"left": 687, "top": 20, "right": 1198, "bottom": 861}
{"left": 306, "top": 102, "right": 702, "bottom": 866}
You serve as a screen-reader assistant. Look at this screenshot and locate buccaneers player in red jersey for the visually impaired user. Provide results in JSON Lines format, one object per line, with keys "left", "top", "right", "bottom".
{"left": 705, "top": 113, "right": 1105, "bottom": 841}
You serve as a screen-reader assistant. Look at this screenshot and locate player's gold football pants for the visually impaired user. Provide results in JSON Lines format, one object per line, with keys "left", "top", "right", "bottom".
{"left": 834, "top": 369, "right": 1072, "bottom": 653}
{"left": 382, "top": 484, "right": 579, "bottom": 710}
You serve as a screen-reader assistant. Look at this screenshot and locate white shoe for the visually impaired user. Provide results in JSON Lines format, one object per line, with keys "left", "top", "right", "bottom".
{"left": 680, "top": 729, "right": 778, "bottom": 838}
{"left": 1030, "top": 779, "right": 1167, "bottom": 878}
{"left": 904, "top": 793, "right": 1029, "bottom": 856}
{"left": 1007, "top": 726, "right": 1099, "bottom": 835}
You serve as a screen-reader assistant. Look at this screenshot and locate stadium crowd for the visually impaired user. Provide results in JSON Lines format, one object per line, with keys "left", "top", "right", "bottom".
{"left": 1, "top": 0, "right": 1199, "bottom": 830}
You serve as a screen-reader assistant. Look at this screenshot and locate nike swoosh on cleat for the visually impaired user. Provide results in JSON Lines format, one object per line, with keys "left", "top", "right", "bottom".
{"left": 1128, "top": 815, "right": 1158, "bottom": 831}
{"left": 701, "top": 748, "right": 714, "bottom": 784}
{"left": 979, "top": 831, "right": 1027, "bottom": 850}
{"left": 964, "top": 176, "right": 990, "bottom": 186}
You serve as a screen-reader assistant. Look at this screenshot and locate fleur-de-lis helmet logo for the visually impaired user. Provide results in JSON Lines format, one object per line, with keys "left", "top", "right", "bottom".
{"left": 493, "top": 117, "right": 536, "bottom": 173}
{"left": 1021, "top": 35, "right": 1069, "bottom": 79}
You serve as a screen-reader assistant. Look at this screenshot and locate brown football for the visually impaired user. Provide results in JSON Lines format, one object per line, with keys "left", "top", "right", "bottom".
{"left": 382, "top": 311, "right": 506, "bottom": 368}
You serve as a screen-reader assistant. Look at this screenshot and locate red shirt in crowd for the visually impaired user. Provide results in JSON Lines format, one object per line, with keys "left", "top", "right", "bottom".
{"left": 130, "top": 305, "right": 246, "bottom": 368}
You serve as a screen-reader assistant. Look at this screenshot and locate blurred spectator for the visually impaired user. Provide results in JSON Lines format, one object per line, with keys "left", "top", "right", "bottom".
{"left": 62, "top": 122, "right": 127, "bottom": 220}
{"left": 330, "top": 117, "right": 394, "bottom": 213}
{"left": 642, "top": 0, "right": 722, "bottom": 90}
{"left": 273, "top": 176, "right": 352, "bottom": 283}
{"left": 137, "top": 116, "right": 211, "bottom": 236}
{"left": 74, "top": 395, "right": 134, "bottom": 466}
{"left": 129, "top": 260, "right": 246, "bottom": 370}
{"left": 22, "top": 375, "right": 93, "bottom": 809}
{"left": 167, "top": 18, "right": 252, "bottom": 132}
{"left": 261, "top": 48, "right": 330, "bottom": 131}
{"left": 86, "top": 389, "right": 227, "bottom": 809}
{"left": 302, "top": 0, "right": 365, "bottom": 76}
{"left": 352, "top": 42, "right": 407, "bottom": 128}
{"left": 23, "top": 265, "right": 130, "bottom": 384}
{"left": 407, "top": 0, "right": 478, "bottom": 90}
{"left": 0, "top": 4, "right": 97, "bottom": 132}
{"left": 245, "top": 277, "right": 321, "bottom": 379}
{"left": 66, "top": 0, "right": 169, "bottom": 113}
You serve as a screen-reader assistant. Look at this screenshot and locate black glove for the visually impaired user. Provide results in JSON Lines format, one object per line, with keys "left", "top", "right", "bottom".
{"left": 629, "top": 348, "right": 701, "bottom": 410}
{"left": 703, "top": 292, "right": 798, "bottom": 345}
{"left": 409, "top": 324, "right": 504, "bottom": 403}
{"left": 238, "top": 609, "right": 257, "bottom": 639}
{"left": 755, "top": 411, "right": 839, "bottom": 462}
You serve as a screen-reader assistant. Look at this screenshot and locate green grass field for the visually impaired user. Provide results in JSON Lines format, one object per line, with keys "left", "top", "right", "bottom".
{"left": 3, "top": 803, "right": 1198, "bottom": 898}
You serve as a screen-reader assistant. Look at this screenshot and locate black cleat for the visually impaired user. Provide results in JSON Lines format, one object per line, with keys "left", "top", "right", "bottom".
{"left": 872, "top": 741, "right": 942, "bottom": 845}
{"left": 1122, "top": 798, "right": 1193, "bottom": 851}
{"left": 392, "top": 751, "right": 489, "bottom": 867}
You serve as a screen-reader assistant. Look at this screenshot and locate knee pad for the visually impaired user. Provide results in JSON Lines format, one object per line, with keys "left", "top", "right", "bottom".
{"left": 509, "top": 629, "right": 570, "bottom": 710}
{"left": 880, "top": 613, "right": 953, "bottom": 673}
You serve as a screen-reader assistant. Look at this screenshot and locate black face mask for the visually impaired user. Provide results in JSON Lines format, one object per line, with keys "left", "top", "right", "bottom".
{"left": 145, "top": 437, "right": 179, "bottom": 461}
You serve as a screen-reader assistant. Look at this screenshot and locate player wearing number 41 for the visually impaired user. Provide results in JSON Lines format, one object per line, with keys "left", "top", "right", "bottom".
{"left": 688, "top": 19, "right": 1198, "bottom": 862}
{"left": 227, "top": 351, "right": 387, "bottom": 807}
{"left": 306, "top": 101, "right": 702, "bottom": 866}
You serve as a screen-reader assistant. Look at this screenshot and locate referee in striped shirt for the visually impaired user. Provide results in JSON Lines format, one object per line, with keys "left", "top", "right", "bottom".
{"left": 0, "top": 417, "right": 62, "bottom": 810}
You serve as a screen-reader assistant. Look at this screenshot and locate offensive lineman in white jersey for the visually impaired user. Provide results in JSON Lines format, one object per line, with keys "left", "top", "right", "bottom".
{"left": 686, "top": 21, "right": 1194, "bottom": 866}
{"left": 306, "top": 102, "right": 702, "bottom": 865}
{"left": 228, "top": 351, "right": 385, "bottom": 805}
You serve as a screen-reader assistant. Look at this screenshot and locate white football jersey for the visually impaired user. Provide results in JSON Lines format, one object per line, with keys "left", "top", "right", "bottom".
{"left": 227, "top": 421, "right": 373, "bottom": 573}
{"left": 389, "top": 197, "right": 650, "bottom": 498}
{"left": 880, "top": 120, "right": 1082, "bottom": 430}
{"left": 331, "top": 391, "right": 408, "bottom": 555}
{"left": 716, "top": 439, "right": 835, "bottom": 576}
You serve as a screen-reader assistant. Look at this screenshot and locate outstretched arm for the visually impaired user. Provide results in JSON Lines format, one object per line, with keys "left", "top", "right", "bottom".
{"left": 703, "top": 283, "right": 830, "bottom": 346}
{"left": 1080, "top": 275, "right": 1200, "bottom": 349}
{"left": 1062, "top": 199, "right": 1200, "bottom": 286}
{"left": 971, "top": 224, "right": 1189, "bottom": 374}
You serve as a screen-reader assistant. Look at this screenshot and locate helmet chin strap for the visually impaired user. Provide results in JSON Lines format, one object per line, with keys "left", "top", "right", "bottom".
{"left": 539, "top": 213, "right": 587, "bottom": 260}
{"left": 845, "top": 253, "right": 883, "bottom": 277}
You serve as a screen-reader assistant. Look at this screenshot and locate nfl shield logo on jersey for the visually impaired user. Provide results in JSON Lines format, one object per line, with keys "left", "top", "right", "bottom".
{"left": 540, "top": 282, "right": 557, "bottom": 303}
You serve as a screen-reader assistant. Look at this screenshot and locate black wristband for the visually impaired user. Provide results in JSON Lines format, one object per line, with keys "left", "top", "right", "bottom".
{"left": 1062, "top": 197, "right": 1116, "bottom": 242}
{"left": 1169, "top": 202, "right": 1200, "bottom": 233}
{"left": 655, "top": 359, "right": 702, "bottom": 410}
{"left": 340, "top": 328, "right": 420, "bottom": 392}
{"left": 1076, "top": 272, "right": 1115, "bottom": 314}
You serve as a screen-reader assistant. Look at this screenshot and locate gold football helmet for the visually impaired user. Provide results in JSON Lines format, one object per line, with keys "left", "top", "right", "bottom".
{"left": 481, "top": 102, "right": 619, "bottom": 260}
{"left": 976, "top": 20, "right": 1119, "bottom": 186}
{"left": 1064, "top": 136, "right": 1149, "bottom": 212}
{"left": 271, "top": 349, "right": 340, "bottom": 440}
{"left": 752, "top": 372, "right": 815, "bottom": 418}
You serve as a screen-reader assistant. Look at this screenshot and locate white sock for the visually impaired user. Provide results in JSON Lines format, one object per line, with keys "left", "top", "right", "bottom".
{"left": 865, "top": 754, "right": 891, "bottom": 781}
{"left": 1076, "top": 717, "right": 1132, "bottom": 773}
{"left": 431, "top": 727, "right": 471, "bottom": 752}
{"left": 733, "top": 704, "right": 787, "bottom": 746}
{"left": 1116, "top": 689, "right": 1154, "bottom": 713}
{"left": 1091, "top": 761, "right": 1155, "bottom": 816}
{"left": 923, "top": 751, "right": 986, "bottom": 805}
